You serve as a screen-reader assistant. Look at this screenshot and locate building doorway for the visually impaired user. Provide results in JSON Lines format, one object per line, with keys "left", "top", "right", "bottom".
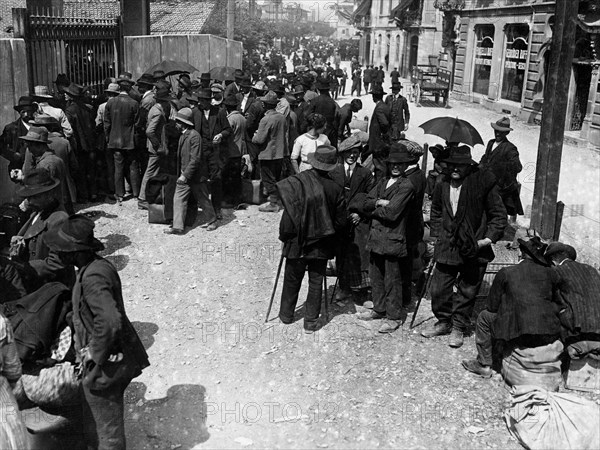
{"left": 569, "top": 63, "right": 592, "bottom": 131}
{"left": 409, "top": 35, "right": 418, "bottom": 72}
{"left": 365, "top": 34, "right": 371, "bottom": 65}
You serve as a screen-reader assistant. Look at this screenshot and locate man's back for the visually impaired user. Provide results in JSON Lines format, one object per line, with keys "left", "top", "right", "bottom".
{"left": 105, "top": 94, "right": 139, "bottom": 150}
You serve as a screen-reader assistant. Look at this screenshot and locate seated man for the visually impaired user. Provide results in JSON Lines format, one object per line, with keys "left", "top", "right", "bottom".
{"left": 545, "top": 242, "right": 600, "bottom": 360}
{"left": 462, "top": 237, "right": 563, "bottom": 379}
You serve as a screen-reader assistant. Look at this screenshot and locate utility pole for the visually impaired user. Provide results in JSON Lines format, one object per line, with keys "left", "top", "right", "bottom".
{"left": 249, "top": 0, "right": 255, "bottom": 19}
{"left": 530, "top": 0, "right": 579, "bottom": 238}
{"left": 227, "top": 0, "right": 235, "bottom": 40}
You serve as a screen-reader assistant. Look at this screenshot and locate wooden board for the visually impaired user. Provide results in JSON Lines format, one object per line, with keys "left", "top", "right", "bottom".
{"left": 188, "top": 35, "right": 211, "bottom": 78}
{"left": 209, "top": 35, "right": 227, "bottom": 70}
{"left": 124, "top": 36, "right": 162, "bottom": 79}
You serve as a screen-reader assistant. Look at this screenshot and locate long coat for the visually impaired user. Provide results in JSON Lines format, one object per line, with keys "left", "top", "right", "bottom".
{"left": 252, "top": 109, "right": 287, "bottom": 161}
{"left": 488, "top": 259, "right": 562, "bottom": 342}
{"left": 479, "top": 138, "right": 523, "bottom": 215}
{"left": 65, "top": 100, "right": 94, "bottom": 153}
{"left": 227, "top": 110, "right": 247, "bottom": 157}
{"left": 359, "top": 176, "right": 415, "bottom": 258}
{"left": 104, "top": 93, "right": 140, "bottom": 150}
{"left": 385, "top": 94, "right": 410, "bottom": 140}
{"left": 430, "top": 169, "right": 507, "bottom": 266}
{"left": 23, "top": 150, "right": 69, "bottom": 211}
{"left": 146, "top": 102, "right": 169, "bottom": 155}
{"left": 368, "top": 101, "right": 391, "bottom": 173}
{"left": 73, "top": 256, "right": 149, "bottom": 390}
{"left": 177, "top": 129, "right": 202, "bottom": 183}
{"left": 404, "top": 165, "right": 427, "bottom": 248}
{"left": 0, "top": 119, "right": 29, "bottom": 171}
{"left": 193, "top": 106, "right": 232, "bottom": 180}
{"left": 331, "top": 163, "right": 375, "bottom": 278}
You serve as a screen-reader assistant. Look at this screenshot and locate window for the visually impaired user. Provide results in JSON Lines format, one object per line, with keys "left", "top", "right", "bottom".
{"left": 501, "top": 24, "right": 529, "bottom": 102}
{"left": 473, "top": 24, "right": 494, "bottom": 95}
{"left": 380, "top": 0, "right": 385, "bottom": 16}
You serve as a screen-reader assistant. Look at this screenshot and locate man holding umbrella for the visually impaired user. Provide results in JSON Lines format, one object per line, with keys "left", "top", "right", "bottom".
{"left": 422, "top": 145, "right": 507, "bottom": 347}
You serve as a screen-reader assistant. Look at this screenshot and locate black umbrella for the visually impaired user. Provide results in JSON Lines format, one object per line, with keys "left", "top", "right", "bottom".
{"left": 419, "top": 116, "right": 484, "bottom": 147}
{"left": 145, "top": 60, "right": 199, "bottom": 77}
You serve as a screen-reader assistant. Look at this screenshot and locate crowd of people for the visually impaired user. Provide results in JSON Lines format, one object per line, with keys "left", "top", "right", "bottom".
{"left": 0, "top": 53, "right": 599, "bottom": 448}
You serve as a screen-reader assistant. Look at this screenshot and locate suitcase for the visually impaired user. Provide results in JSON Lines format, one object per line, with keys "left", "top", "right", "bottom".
{"left": 241, "top": 179, "right": 267, "bottom": 205}
{"left": 147, "top": 175, "right": 176, "bottom": 224}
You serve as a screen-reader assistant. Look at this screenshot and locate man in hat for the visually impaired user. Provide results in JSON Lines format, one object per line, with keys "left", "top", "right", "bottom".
{"left": 385, "top": 83, "right": 410, "bottom": 140}
{"left": 461, "top": 237, "right": 563, "bottom": 378}
{"left": 139, "top": 80, "right": 172, "bottom": 208}
{"left": 200, "top": 72, "right": 212, "bottom": 89}
{"left": 117, "top": 72, "right": 142, "bottom": 103}
{"left": 20, "top": 125, "right": 71, "bottom": 214}
{"left": 176, "top": 75, "right": 193, "bottom": 109}
{"left": 423, "top": 145, "right": 507, "bottom": 348}
{"left": 43, "top": 214, "right": 149, "bottom": 449}
{"left": 236, "top": 76, "right": 256, "bottom": 116}
{"left": 479, "top": 117, "right": 523, "bottom": 222}
{"left": 545, "top": 242, "right": 600, "bottom": 361}
{"left": 30, "top": 115, "right": 78, "bottom": 209}
{"left": 338, "top": 99, "right": 363, "bottom": 141}
{"left": 354, "top": 143, "right": 416, "bottom": 333}
{"left": 291, "top": 85, "right": 308, "bottom": 134}
{"left": 33, "top": 85, "right": 73, "bottom": 138}
{"left": 104, "top": 75, "right": 141, "bottom": 203}
{"left": 135, "top": 74, "right": 157, "bottom": 178}
{"left": 224, "top": 95, "right": 246, "bottom": 207}
{"left": 351, "top": 65, "right": 362, "bottom": 97}
{"left": 1, "top": 96, "right": 38, "bottom": 173}
{"left": 330, "top": 135, "right": 375, "bottom": 302}
{"left": 192, "top": 88, "right": 232, "bottom": 220}
{"left": 252, "top": 91, "right": 288, "bottom": 213}
{"left": 167, "top": 108, "right": 217, "bottom": 234}
{"left": 391, "top": 67, "right": 400, "bottom": 85}
{"left": 277, "top": 145, "right": 346, "bottom": 333}
{"left": 306, "top": 78, "right": 340, "bottom": 147}
{"left": 368, "top": 86, "right": 391, "bottom": 183}
{"left": 374, "top": 65, "right": 385, "bottom": 89}
{"left": 95, "top": 83, "right": 120, "bottom": 200}
{"left": 11, "top": 168, "right": 74, "bottom": 292}
{"left": 64, "top": 83, "right": 96, "bottom": 202}
{"left": 363, "top": 65, "right": 373, "bottom": 94}
{"left": 153, "top": 70, "right": 166, "bottom": 82}
{"left": 224, "top": 72, "right": 244, "bottom": 99}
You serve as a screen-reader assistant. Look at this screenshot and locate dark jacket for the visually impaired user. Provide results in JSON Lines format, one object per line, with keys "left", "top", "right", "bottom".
{"left": 488, "top": 259, "right": 562, "bottom": 342}
{"left": 554, "top": 259, "right": 600, "bottom": 336}
{"left": 359, "top": 176, "right": 415, "bottom": 258}
{"left": 368, "top": 101, "right": 391, "bottom": 158}
{"left": 480, "top": 138, "right": 523, "bottom": 215}
{"left": 338, "top": 104, "right": 354, "bottom": 138}
{"left": 306, "top": 93, "right": 340, "bottom": 145}
{"left": 404, "top": 165, "right": 427, "bottom": 248}
{"left": 278, "top": 169, "right": 346, "bottom": 260}
{"left": 65, "top": 100, "right": 95, "bottom": 153}
{"left": 104, "top": 93, "right": 140, "bottom": 150}
{"left": 430, "top": 169, "right": 507, "bottom": 265}
{"left": 0, "top": 119, "right": 29, "bottom": 171}
{"left": 385, "top": 94, "right": 410, "bottom": 140}
{"left": 23, "top": 150, "right": 69, "bottom": 211}
{"left": 177, "top": 128, "right": 203, "bottom": 183}
{"left": 252, "top": 109, "right": 287, "bottom": 161}
{"left": 73, "top": 256, "right": 149, "bottom": 389}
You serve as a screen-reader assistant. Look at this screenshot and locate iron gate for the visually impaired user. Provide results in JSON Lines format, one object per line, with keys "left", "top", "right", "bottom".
{"left": 14, "top": 7, "right": 121, "bottom": 97}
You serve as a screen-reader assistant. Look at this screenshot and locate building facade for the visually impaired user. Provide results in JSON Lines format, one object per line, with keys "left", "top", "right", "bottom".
{"left": 353, "top": 0, "right": 444, "bottom": 75}
{"left": 452, "top": 0, "right": 600, "bottom": 147}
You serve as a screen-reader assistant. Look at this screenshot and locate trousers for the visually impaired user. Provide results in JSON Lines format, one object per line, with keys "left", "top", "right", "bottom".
{"left": 259, "top": 159, "right": 284, "bottom": 202}
{"left": 370, "top": 252, "right": 407, "bottom": 320}
{"left": 112, "top": 149, "right": 141, "bottom": 198}
{"left": 139, "top": 152, "right": 164, "bottom": 202}
{"left": 172, "top": 181, "right": 215, "bottom": 230}
{"left": 476, "top": 309, "right": 496, "bottom": 366}
{"left": 279, "top": 258, "right": 327, "bottom": 330}
{"left": 429, "top": 261, "right": 488, "bottom": 331}
{"left": 81, "top": 382, "right": 127, "bottom": 450}
{"left": 221, "top": 156, "right": 242, "bottom": 206}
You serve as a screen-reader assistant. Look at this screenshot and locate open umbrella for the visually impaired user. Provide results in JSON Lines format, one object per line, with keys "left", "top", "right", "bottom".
{"left": 209, "top": 66, "right": 238, "bottom": 81}
{"left": 419, "top": 117, "right": 484, "bottom": 147}
{"left": 145, "top": 60, "right": 199, "bottom": 77}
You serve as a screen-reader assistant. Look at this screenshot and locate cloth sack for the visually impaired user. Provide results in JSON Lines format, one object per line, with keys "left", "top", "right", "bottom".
{"left": 13, "top": 362, "right": 80, "bottom": 409}
{"left": 502, "top": 340, "right": 564, "bottom": 392}
{"left": 504, "top": 385, "right": 600, "bottom": 450}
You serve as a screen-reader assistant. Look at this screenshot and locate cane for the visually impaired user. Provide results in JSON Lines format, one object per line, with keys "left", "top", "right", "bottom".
{"left": 265, "top": 250, "right": 285, "bottom": 323}
{"left": 410, "top": 260, "right": 436, "bottom": 329}
{"left": 323, "top": 274, "right": 329, "bottom": 320}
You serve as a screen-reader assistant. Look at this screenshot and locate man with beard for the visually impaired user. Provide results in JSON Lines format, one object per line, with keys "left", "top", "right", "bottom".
{"left": 422, "top": 146, "right": 507, "bottom": 348}
{"left": 355, "top": 143, "right": 416, "bottom": 333}
{"left": 1, "top": 96, "right": 37, "bottom": 174}
{"left": 11, "top": 168, "right": 74, "bottom": 292}
{"left": 277, "top": 145, "right": 346, "bottom": 333}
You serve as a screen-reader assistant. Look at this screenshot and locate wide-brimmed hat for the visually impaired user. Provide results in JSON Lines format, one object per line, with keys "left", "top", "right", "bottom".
{"left": 31, "top": 114, "right": 60, "bottom": 130}
{"left": 116, "top": 72, "right": 134, "bottom": 85}
{"left": 307, "top": 145, "right": 337, "bottom": 171}
{"left": 55, "top": 73, "right": 70, "bottom": 87}
{"left": 19, "top": 126, "right": 51, "bottom": 144}
{"left": 544, "top": 241, "right": 577, "bottom": 262}
{"left": 370, "top": 86, "right": 387, "bottom": 96}
{"left": 197, "top": 88, "right": 213, "bottom": 100}
{"left": 442, "top": 145, "right": 477, "bottom": 165}
{"left": 153, "top": 70, "right": 166, "bottom": 80}
{"left": 253, "top": 81, "right": 268, "bottom": 92}
{"left": 259, "top": 90, "right": 279, "bottom": 105}
{"left": 270, "top": 82, "right": 285, "bottom": 95}
{"left": 223, "top": 95, "right": 239, "bottom": 107}
{"left": 178, "top": 76, "right": 192, "bottom": 89}
{"left": 175, "top": 107, "right": 194, "bottom": 126}
{"left": 44, "top": 214, "right": 105, "bottom": 253}
{"left": 33, "top": 85, "right": 53, "bottom": 99}
{"left": 518, "top": 236, "right": 549, "bottom": 266}
{"left": 136, "top": 73, "right": 156, "bottom": 87}
{"left": 14, "top": 96, "right": 37, "bottom": 112}
{"left": 239, "top": 76, "right": 252, "bottom": 88}
{"left": 64, "top": 83, "right": 85, "bottom": 97}
{"left": 105, "top": 83, "right": 120, "bottom": 94}
{"left": 391, "top": 83, "right": 402, "bottom": 91}
{"left": 154, "top": 80, "right": 172, "bottom": 100}
{"left": 16, "top": 168, "right": 60, "bottom": 197}
{"left": 338, "top": 134, "right": 362, "bottom": 153}
{"left": 386, "top": 142, "right": 417, "bottom": 164}
{"left": 292, "top": 85, "right": 304, "bottom": 95}
{"left": 491, "top": 116, "right": 513, "bottom": 132}
{"left": 200, "top": 72, "right": 211, "bottom": 81}
{"left": 398, "top": 139, "right": 424, "bottom": 160}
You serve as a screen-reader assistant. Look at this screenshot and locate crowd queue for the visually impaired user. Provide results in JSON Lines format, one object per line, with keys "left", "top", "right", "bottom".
{"left": 0, "top": 56, "right": 599, "bottom": 449}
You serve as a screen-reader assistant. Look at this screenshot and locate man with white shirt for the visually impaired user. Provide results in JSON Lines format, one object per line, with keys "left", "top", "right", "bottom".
{"left": 422, "top": 146, "right": 507, "bottom": 348}
{"left": 32, "top": 86, "right": 73, "bottom": 138}
{"left": 355, "top": 143, "right": 416, "bottom": 333}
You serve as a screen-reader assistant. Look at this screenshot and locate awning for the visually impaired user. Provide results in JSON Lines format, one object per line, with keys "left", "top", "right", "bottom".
{"left": 352, "top": 0, "right": 372, "bottom": 20}
{"left": 391, "top": 0, "right": 413, "bottom": 20}
{"left": 577, "top": 12, "right": 600, "bottom": 34}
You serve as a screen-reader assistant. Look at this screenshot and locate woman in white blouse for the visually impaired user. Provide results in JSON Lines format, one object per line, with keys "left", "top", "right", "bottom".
{"left": 290, "top": 113, "right": 330, "bottom": 173}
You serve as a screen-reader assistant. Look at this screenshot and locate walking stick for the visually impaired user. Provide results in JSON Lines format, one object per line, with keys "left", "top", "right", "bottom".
{"left": 410, "top": 260, "right": 436, "bottom": 329}
{"left": 265, "top": 250, "right": 285, "bottom": 323}
{"left": 323, "top": 273, "right": 329, "bottom": 320}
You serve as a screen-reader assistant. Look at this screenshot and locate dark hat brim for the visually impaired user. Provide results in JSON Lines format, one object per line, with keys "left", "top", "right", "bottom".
{"left": 491, "top": 122, "right": 513, "bottom": 132}
{"left": 16, "top": 178, "right": 60, "bottom": 197}
{"left": 370, "top": 90, "right": 387, "bottom": 95}
{"left": 19, "top": 135, "right": 51, "bottom": 144}
{"left": 44, "top": 227, "right": 105, "bottom": 253}
{"left": 176, "top": 117, "right": 194, "bottom": 126}
{"left": 386, "top": 155, "right": 417, "bottom": 164}
{"left": 306, "top": 153, "right": 337, "bottom": 171}
{"left": 517, "top": 238, "right": 549, "bottom": 266}
{"left": 14, "top": 104, "right": 37, "bottom": 112}
{"left": 441, "top": 155, "right": 477, "bottom": 165}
